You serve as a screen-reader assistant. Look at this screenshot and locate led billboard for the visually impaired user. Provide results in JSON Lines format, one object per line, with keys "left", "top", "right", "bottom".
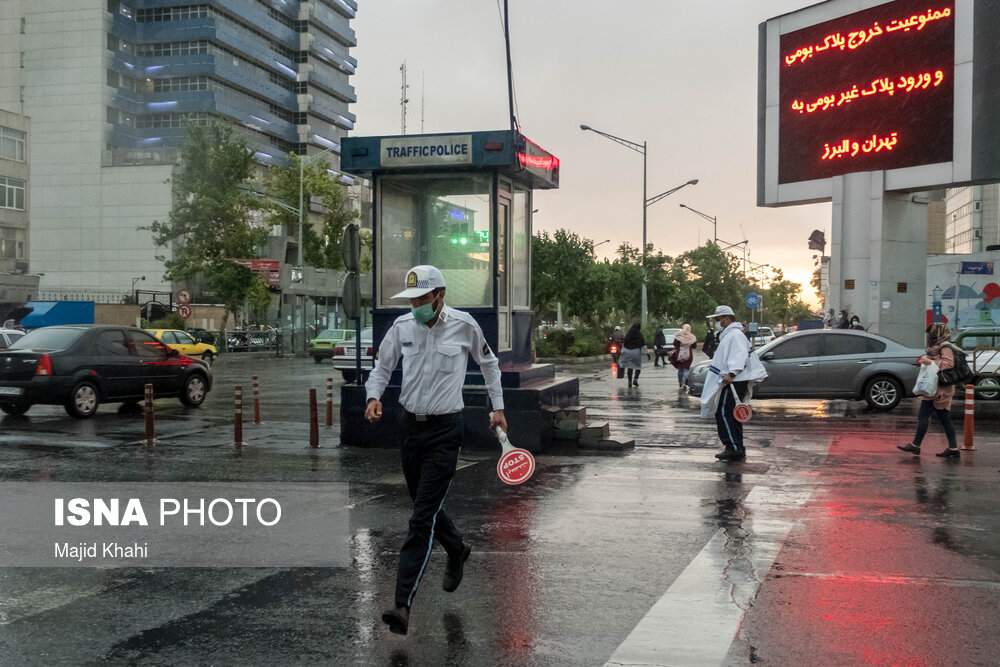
{"left": 779, "top": 0, "right": 954, "bottom": 183}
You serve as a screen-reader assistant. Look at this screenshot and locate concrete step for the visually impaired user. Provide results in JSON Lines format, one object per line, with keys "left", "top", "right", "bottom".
{"left": 553, "top": 405, "right": 586, "bottom": 430}
{"left": 578, "top": 422, "right": 610, "bottom": 446}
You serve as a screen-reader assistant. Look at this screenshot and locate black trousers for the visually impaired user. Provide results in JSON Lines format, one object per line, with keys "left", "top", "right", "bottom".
{"left": 715, "top": 381, "right": 748, "bottom": 453}
{"left": 395, "top": 412, "right": 465, "bottom": 609}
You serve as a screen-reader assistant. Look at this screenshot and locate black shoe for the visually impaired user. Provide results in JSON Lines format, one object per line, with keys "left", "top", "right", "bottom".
{"left": 936, "top": 448, "right": 960, "bottom": 458}
{"left": 897, "top": 443, "right": 921, "bottom": 455}
{"left": 382, "top": 606, "right": 409, "bottom": 635}
{"left": 632, "top": 381, "right": 638, "bottom": 387}
{"left": 443, "top": 543, "right": 471, "bottom": 592}
{"left": 715, "top": 450, "right": 745, "bottom": 461}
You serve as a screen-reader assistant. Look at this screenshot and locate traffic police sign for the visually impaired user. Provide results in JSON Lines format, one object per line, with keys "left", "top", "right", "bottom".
{"left": 745, "top": 292, "right": 760, "bottom": 309}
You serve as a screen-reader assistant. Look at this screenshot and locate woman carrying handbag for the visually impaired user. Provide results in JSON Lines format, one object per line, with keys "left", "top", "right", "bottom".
{"left": 898, "top": 322, "right": 960, "bottom": 458}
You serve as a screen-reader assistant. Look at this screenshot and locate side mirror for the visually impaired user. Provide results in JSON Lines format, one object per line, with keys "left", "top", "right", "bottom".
{"left": 761, "top": 351, "right": 774, "bottom": 361}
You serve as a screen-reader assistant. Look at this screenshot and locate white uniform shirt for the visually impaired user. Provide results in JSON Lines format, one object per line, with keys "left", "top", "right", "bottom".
{"left": 365, "top": 304, "right": 504, "bottom": 414}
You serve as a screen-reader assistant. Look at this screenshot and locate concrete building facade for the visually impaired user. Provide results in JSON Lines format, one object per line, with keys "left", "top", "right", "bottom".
{"left": 0, "top": 0, "right": 357, "bottom": 300}
{"left": 945, "top": 184, "right": 1000, "bottom": 254}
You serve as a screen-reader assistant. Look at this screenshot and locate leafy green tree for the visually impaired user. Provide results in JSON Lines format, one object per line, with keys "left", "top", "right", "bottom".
{"left": 145, "top": 122, "right": 267, "bottom": 326}
{"left": 263, "top": 153, "right": 359, "bottom": 270}
{"left": 532, "top": 230, "right": 602, "bottom": 322}
{"left": 766, "top": 270, "right": 813, "bottom": 327}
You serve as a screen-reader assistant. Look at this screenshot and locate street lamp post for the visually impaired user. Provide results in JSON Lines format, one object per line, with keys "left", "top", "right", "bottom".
{"left": 580, "top": 124, "right": 697, "bottom": 327}
{"left": 678, "top": 204, "right": 717, "bottom": 244}
{"left": 131, "top": 275, "right": 145, "bottom": 305}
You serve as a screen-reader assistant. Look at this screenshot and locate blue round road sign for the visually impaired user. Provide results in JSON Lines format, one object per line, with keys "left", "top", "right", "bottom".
{"left": 745, "top": 292, "right": 760, "bottom": 309}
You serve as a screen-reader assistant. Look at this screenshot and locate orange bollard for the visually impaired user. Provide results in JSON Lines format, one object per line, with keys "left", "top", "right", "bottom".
{"left": 326, "top": 378, "right": 333, "bottom": 427}
{"left": 234, "top": 385, "right": 244, "bottom": 446}
{"left": 252, "top": 375, "right": 261, "bottom": 425}
{"left": 962, "top": 383, "right": 976, "bottom": 451}
{"left": 309, "top": 388, "right": 319, "bottom": 448}
{"left": 144, "top": 383, "right": 155, "bottom": 445}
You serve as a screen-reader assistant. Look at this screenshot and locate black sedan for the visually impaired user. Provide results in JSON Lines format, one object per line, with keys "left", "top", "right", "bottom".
{"left": 688, "top": 329, "right": 924, "bottom": 410}
{"left": 0, "top": 325, "right": 213, "bottom": 418}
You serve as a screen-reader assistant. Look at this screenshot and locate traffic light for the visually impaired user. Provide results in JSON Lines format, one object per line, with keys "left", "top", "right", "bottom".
{"left": 448, "top": 222, "right": 470, "bottom": 246}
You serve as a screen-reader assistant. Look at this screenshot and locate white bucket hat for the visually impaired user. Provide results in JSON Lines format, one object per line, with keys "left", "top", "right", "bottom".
{"left": 706, "top": 305, "right": 735, "bottom": 318}
{"left": 392, "top": 265, "right": 446, "bottom": 299}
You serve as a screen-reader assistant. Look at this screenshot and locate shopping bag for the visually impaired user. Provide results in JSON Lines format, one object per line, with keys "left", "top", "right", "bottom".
{"left": 913, "top": 360, "right": 939, "bottom": 397}
{"left": 731, "top": 384, "right": 752, "bottom": 423}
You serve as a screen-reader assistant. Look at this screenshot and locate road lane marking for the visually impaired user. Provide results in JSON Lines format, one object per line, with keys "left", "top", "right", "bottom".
{"left": 604, "top": 485, "right": 813, "bottom": 667}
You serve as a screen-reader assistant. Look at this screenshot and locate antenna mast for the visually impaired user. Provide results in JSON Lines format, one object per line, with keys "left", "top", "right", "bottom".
{"left": 421, "top": 71, "right": 425, "bottom": 133}
{"left": 400, "top": 62, "right": 409, "bottom": 134}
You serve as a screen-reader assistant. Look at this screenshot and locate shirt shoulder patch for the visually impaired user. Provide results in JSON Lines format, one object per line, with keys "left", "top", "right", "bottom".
{"left": 482, "top": 342, "right": 492, "bottom": 356}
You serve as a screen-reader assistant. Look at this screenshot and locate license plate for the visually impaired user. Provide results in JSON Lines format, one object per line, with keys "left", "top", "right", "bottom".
{"left": 0, "top": 387, "right": 22, "bottom": 396}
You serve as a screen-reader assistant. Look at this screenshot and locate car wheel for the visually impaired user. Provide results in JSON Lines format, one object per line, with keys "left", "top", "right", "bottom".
{"left": 202, "top": 352, "right": 214, "bottom": 365}
{"left": 0, "top": 401, "right": 30, "bottom": 416}
{"left": 65, "top": 381, "right": 100, "bottom": 419}
{"left": 179, "top": 373, "right": 208, "bottom": 407}
{"left": 313, "top": 356, "right": 323, "bottom": 364}
{"left": 864, "top": 375, "right": 902, "bottom": 411}
{"left": 976, "top": 376, "right": 999, "bottom": 400}
{"left": 341, "top": 370, "right": 356, "bottom": 383}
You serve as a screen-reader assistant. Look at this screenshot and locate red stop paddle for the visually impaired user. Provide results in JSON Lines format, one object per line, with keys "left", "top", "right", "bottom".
{"left": 731, "top": 385, "right": 752, "bottom": 423}
{"left": 491, "top": 413, "right": 535, "bottom": 485}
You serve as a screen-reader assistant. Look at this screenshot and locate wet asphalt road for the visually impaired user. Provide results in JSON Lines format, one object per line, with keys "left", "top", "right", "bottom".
{"left": 1, "top": 352, "right": 999, "bottom": 666}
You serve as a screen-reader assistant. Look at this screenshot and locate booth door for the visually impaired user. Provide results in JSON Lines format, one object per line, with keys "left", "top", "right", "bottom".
{"left": 497, "top": 195, "right": 512, "bottom": 352}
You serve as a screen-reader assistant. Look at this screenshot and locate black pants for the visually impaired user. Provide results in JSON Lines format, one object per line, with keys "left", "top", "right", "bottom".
{"left": 715, "top": 381, "right": 748, "bottom": 453}
{"left": 912, "top": 398, "right": 957, "bottom": 449}
{"left": 395, "top": 412, "right": 465, "bottom": 609}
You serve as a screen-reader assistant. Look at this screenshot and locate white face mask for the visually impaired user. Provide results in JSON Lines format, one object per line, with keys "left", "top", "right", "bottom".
{"left": 714, "top": 321, "right": 723, "bottom": 332}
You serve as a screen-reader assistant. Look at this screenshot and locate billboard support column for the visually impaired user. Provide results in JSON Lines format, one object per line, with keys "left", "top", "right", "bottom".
{"left": 831, "top": 171, "right": 927, "bottom": 347}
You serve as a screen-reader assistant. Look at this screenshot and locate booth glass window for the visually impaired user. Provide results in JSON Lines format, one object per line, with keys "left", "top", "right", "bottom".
{"left": 379, "top": 174, "right": 493, "bottom": 307}
{"left": 512, "top": 187, "right": 530, "bottom": 308}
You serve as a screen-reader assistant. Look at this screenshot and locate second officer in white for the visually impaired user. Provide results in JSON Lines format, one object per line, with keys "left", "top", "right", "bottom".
{"left": 366, "top": 265, "right": 507, "bottom": 635}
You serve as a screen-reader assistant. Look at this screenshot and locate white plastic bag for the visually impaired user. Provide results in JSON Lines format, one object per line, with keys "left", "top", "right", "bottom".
{"left": 913, "top": 360, "right": 939, "bottom": 397}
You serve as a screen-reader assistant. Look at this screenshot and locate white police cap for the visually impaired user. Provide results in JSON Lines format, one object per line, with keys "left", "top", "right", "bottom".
{"left": 392, "top": 265, "right": 447, "bottom": 299}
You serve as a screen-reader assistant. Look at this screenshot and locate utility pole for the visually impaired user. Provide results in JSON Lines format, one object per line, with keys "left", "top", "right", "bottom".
{"left": 400, "top": 62, "right": 409, "bottom": 135}
{"left": 421, "top": 71, "right": 425, "bottom": 133}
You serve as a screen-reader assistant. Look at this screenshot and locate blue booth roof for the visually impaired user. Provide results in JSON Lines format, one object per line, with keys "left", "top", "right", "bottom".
{"left": 341, "top": 130, "right": 559, "bottom": 190}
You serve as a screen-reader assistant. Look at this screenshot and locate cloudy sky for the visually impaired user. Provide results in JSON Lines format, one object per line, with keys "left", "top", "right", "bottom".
{"left": 351, "top": 0, "right": 832, "bottom": 305}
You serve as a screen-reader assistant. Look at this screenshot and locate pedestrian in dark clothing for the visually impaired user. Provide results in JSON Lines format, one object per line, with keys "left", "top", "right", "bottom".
{"left": 671, "top": 323, "right": 698, "bottom": 391}
{"left": 620, "top": 323, "right": 645, "bottom": 387}
{"left": 898, "top": 322, "right": 960, "bottom": 458}
{"left": 366, "top": 265, "right": 507, "bottom": 636}
{"left": 653, "top": 328, "right": 668, "bottom": 366}
{"left": 849, "top": 315, "right": 864, "bottom": 330}
{"left": 838, "top": 309, "right": 850, "bottom": 329}
{"left": 703, "top": 328, "right": 717, "bottom": 359}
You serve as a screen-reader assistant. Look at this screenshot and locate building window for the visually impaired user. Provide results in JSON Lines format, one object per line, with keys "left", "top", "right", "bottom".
{"left": 135, "top": 112, "right": 209, "bottom": 129}
{"left": 136, "top": 40, "right": 211, "bottom": 57}
{"left": 0, "top": 177, "right": 26, "bottom": 211}
{"left": 136, "top": 5, "right": 210, "bottom": 22}
{"left": 844, "top": 279, "right": 855, "bottom": 290}
{"left": 0, "top": 126, "right": 26, "bottom": 162}
{"left": 0, "top": 227, "right": 26, "bottom": 259}
{"left": 152, "top": 76, "right": 209, "bottom": 92}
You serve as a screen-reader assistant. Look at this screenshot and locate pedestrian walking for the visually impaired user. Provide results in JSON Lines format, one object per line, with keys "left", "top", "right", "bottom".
{"left": 702, "top": 327, "right": 717, "bottom": 359}
{"left": 897, "top": 322, "right": 960, "bottom": 458}
{"left": 365, "top": 265, "right": 507, "bottom": 635}
{"left": 619, "top": 323, "right": 646, "bottom": 387}
{"left": 700, "top": 305, "right": 767, "bottom": 461}
{"left": 653, "top": 327, "right": 668, "bottom": 367}
{"left": 671, "top": 323, "right": 698, "bottom": 391}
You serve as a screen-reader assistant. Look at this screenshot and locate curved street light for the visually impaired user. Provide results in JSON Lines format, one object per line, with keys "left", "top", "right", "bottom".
{"left": 580, "top": 123, "right": 698, "bottom": 327}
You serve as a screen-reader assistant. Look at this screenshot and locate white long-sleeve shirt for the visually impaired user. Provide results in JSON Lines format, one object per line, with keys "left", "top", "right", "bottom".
{"left": 365, "top": 304, "right": 504, "bottom": 414}
{"left": 700, "top": 321, "right": 768, "bottom": 418}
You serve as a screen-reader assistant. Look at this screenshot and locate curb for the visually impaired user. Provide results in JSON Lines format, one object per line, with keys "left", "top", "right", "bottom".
{"left": 537, "top": 354, "right": 612, "bottom": 364}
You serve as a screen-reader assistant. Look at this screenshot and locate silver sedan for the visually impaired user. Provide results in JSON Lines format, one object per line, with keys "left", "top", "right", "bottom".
{"left": 688, "top": 329, "right": 924, "bottom": 410}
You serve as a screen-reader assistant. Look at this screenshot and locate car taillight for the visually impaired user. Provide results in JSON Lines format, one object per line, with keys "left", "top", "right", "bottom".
{"left": 365, "top": 347, "right": 373, "bottom": 356}
{"left": 334, "top": 346, "right": 345, "bottom": 356}
{"left": 35, "top": 354, "right": 52, "bottom": 376}
{"left": 610, "top": 345, "right": 618, "bottom": 353}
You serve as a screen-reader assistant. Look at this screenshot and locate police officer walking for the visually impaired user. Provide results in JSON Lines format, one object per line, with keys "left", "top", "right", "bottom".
{"left": 365, "top": 265, "right": 507, "bottom": 636}
{"left": 699, "top": 305, "right": 767, "bottom": 461}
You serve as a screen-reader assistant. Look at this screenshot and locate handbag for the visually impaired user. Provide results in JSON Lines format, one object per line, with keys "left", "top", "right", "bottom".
{"left": 617, "top": 365, "right": 625, "bottom": 379}
{"left": 937, "top": 344, "right": 973, "bottom": 386}
{"left": 913, "top": 360, "right": 939, "bottom": 396}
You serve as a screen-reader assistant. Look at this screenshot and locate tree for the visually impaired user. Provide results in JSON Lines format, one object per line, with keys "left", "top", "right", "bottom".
{"left": 145, "top": 122, "right": 267, "bottom": 326}
{"left": 766, "top": 270, "right": 812, "bottom": 326}
{"left": 532, "top": 230, "right": 602, "bottom": 322}
{"left": 263, "top": 153, "right": 359, "bottom": 270}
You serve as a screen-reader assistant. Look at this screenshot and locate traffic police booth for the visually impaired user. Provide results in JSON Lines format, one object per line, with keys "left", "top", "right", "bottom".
{"left": 339, "top": 130, "right": 578, "bottom": 450}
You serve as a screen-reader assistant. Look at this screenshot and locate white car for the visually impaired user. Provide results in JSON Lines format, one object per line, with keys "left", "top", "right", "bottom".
{"left": 955, "top": 328, "right": 1000, "bottom": 399}
{"left": 332, "top": 327, "right": 374, "bottom": 383}
{"left": 661, "top": 328, "right": 681, "bottom": 346}
{"left": 750, "top": 326, "right": 776, "bottom": 348}
{"left": 0, "top": 329, "right": 25, "bottom": 350}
